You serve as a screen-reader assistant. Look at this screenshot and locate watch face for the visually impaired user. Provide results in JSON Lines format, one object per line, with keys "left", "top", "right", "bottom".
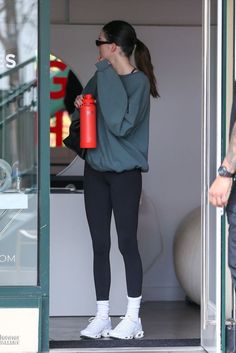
{"left": 218, "top": 166, "right": 233, "bottom": 177}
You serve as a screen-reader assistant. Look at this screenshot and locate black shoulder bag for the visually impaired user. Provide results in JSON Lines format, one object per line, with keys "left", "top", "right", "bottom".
{"left": 63, "top": 110, "right": 86, "bottom": 159}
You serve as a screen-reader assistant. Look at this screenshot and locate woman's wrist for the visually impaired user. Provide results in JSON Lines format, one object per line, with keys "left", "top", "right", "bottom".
{"left": 222, "top": 158, "right": 236, "bottom": 174}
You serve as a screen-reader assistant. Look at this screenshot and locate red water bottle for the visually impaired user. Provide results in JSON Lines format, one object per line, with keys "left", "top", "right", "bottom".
{"left": 80, "top": 94, "right": 97, "bottom": 148}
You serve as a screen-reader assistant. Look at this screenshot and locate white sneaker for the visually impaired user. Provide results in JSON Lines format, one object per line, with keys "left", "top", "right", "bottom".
{"left": 109, "top": 316, "right": 144, "bottom": 339}
{"left": 80, "top": 316, "right": 112, "bottom": 339}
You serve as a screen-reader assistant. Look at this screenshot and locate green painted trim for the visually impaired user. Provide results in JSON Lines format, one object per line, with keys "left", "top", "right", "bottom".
{"left": 38, "top": 0, "right": 50, "bottom": 292}
{"left": 0, "top": 296, "right": 41, "bottom": 307}
{"left": 0, "top": 300, "right": 40, "bottom": 306}
{"left": 38, "top": 0, "right": 50, "bottom": 352}
{"left": 0, "top": 287, "right": 45, "bottom": 295}
{"left": 221, "top": 0, "right": 227, "bottom": 352}
{"left": 0, "top": 1, "right": 50, "bottom": 352}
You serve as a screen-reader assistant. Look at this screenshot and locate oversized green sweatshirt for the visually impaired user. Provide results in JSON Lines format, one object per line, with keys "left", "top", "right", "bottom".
{"left": 74, "top": 59, "right": 150, "bottom": 173}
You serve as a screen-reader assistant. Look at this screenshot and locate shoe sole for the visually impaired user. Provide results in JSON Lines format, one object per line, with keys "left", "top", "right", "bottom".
{"left": 101, "top": 329, "right": 111, "bottom": 338}
{"left": 80, "top": 329, "right": 111, "bottom": 339}
{"left": 109, "top": 330, "right": 144, "bottom": 340}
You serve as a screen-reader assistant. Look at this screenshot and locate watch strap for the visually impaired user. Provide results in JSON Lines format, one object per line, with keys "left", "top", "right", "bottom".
{"left": 218, "top": 165, "right": 235, "bottom": 178}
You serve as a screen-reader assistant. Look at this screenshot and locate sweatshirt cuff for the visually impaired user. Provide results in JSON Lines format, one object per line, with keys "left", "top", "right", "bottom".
{"left": 95, "top": 59, "right": 111, "bottom": 71}
{"left": 71, "top": 109, "right": 79, "bottom": 121}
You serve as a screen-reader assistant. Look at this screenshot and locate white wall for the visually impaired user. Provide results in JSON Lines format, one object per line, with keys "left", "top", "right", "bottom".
{"left": 50, "top": 24, "right": 202, "bottom": 301}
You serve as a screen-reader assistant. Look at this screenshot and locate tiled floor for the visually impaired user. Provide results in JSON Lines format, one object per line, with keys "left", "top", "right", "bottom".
{"left": 50, "top": 301, "right": 200, "bottom": 341}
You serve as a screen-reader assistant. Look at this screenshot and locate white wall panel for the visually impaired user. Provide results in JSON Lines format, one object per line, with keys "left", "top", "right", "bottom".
{"left": 50, "top": 0, "right": 68, "bottom": 23}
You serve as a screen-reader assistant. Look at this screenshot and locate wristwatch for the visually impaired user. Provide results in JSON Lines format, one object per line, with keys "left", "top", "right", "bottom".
{"left": 218, "top": 165, "right": 235, "bottom": 178}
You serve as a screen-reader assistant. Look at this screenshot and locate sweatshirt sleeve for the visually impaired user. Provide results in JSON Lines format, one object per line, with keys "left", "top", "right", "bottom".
{"left": 96, "top": 60, "right": 150, "bottom": 137}
{"left": 82, "top": 72, "right": 97, "bottom": 96}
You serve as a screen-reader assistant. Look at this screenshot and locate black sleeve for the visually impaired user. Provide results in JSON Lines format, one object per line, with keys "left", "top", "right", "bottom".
{"left": 64, "top": 70, "right": 83, "bottom": 115}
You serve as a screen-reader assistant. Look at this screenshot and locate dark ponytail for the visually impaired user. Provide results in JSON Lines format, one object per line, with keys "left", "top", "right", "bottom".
{"left": 135, "top": 39, "right": 159, "bottom": 98}
{"left": 102, "top": 20, "right": 159, "bottom": 98}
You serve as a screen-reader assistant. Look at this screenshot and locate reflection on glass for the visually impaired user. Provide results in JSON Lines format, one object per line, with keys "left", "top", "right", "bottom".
{"left": 0, "top": 0, "right": 38, "bottom": 285}
{"left": 50, "top": 54, "right": 83, "bottom": 175}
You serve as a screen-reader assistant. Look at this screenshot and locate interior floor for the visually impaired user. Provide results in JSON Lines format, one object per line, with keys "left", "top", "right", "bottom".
{"left": 50, "top": 301, "right": 200, "bottom": 342}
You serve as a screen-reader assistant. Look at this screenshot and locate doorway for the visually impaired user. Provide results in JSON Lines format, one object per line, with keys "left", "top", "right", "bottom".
{"left": 48, "top": 0, "right": 227, "bottom": 352}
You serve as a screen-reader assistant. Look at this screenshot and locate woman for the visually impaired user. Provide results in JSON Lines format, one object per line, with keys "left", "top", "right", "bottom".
{"left": 74, "top": 20, "right": 159, "bottom": 340}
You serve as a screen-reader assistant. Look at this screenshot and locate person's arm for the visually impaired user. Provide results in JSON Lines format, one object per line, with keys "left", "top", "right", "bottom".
{"left": 209, "top": 121, "right": 236, "bottom": 207}
{"left": 209, "top": 175, "right": 233, "bottom": 207}
{"left": 223, "top": 121, "right": 236, "bottom": 173}
{"left": 74, "top": 73, "right": 97, "bottom": 110}
{"left": 96, "top": 60, "right": 150, "bottom": 137}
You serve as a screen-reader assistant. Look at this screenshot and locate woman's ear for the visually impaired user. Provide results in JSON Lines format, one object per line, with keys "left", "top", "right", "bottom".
{"left": 110, "top": 43, "right": 117, "bottom": 53}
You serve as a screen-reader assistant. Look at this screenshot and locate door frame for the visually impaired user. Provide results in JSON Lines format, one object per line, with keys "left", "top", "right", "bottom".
{"left": 201, "top": 0, "right": 227, "bottom": 352}
{"left": 0, "top": 1, "right": 50, "bottom": 353}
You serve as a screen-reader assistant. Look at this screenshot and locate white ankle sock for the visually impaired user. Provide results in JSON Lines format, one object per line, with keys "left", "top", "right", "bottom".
{"left": 96, "top": 300, "right": 109, "bottom": 319}
{"left": 126, "top": 296, "right": 142, "bottom": 321}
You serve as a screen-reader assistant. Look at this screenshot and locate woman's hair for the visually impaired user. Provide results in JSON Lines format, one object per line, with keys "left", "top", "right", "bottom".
{"left": 102, "top": 20, "right": 159, "bottom": 98}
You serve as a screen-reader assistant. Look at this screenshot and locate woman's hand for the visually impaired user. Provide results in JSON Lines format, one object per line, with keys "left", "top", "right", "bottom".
{"left": 74, "top": 95, "right": 83, "bottom": 109}
{"left": 209, "top": 175, "right": 233, "bottom": 207}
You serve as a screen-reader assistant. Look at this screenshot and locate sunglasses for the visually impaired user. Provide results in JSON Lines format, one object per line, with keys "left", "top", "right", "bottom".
{"left": 95, "top": 40, "right": 113, "bottom": 47}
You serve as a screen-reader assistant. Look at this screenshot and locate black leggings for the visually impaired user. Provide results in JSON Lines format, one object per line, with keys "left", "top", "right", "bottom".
{"left": 84, "top": 162, "right": 143, "bottom": 300}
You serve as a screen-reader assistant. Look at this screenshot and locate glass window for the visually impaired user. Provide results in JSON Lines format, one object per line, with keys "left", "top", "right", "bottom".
{"left": 0, "top": 0, "right": 38, "bottom": 285}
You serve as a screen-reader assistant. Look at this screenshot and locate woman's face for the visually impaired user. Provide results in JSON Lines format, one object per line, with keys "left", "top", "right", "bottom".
{"left": 97, "top": 31, "right": 113, "bottom": 60}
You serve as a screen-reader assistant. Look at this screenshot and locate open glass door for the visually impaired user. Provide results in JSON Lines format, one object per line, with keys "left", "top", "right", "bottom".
{"left": 201, "top": 0, "right": 226, "bottom": 352}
